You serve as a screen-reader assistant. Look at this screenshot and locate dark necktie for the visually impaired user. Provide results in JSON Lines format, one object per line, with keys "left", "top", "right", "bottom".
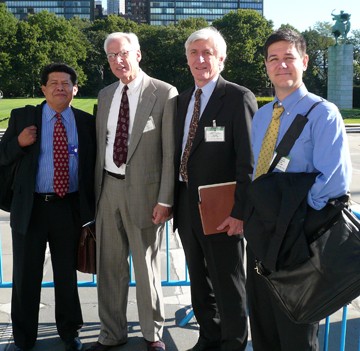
{"left": 179, "top": 88, "right": 202, "bottom": 182}
{"left": 254, "top": 102, "right": 284, "bottom": 179}
{"left": 113, "top": 85, "right": 129, "bottom": 167}
{"left": 53, "top": 113, "right": 69, "bottom": 197}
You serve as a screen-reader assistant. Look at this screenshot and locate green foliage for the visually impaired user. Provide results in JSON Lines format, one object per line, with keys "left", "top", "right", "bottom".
{"left": 0, "top": 5, "right": 359, "bottom": 103}
{"left": 213, "top": 10, "right": 273, "bottom": 93}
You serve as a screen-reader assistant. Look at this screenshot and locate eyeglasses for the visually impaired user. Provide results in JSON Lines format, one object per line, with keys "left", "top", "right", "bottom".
{"left": 106, "top": 50, "right": 133, "bottom": 61}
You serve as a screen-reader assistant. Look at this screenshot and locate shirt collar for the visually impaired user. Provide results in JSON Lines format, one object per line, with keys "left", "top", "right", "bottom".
{"left": 44, "top": 103, "right": 72, "bottom": 122}
{"left": 276, "top": 84, "right": 308, "bottom": 110}
{"left": 194, "top": 75, "right": 218, "bottom": 99}
{"left": 119, "top": 69, "right": 144, "bottom": 94}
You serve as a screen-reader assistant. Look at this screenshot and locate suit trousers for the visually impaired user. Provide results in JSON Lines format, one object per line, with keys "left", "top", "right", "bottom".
{"left": 176, "top": 182, "right": 248, "bottom": 351}
{"left": 11, "top": 195, "right": 83, "bottom": 349}
{"left": 246, "top": 248, "right": 319, "bottom": 351}
{"left": 95, "top": 173, "right": 164, "bottom": 346}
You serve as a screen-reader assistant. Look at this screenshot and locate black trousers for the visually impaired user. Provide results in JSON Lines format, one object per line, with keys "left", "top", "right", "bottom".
{"left": 11, "top": 194, "right": 82, "bottom": 349}
{"left": 246, "top": 248, "right": 319, "bottom": 351}
{"left": 176, "top": 183, "right": 247, "bottom": 351}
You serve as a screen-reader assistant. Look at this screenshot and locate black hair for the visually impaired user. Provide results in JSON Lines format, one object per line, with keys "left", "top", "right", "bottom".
{"left": 264, "top": 28, "right": 307, "bottom": 59}
{"left": 40, "top": 63, "right": 78, "bottom": 86}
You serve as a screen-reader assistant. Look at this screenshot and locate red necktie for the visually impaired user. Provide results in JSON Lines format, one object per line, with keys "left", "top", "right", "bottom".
{"left": 113, "top": 85, "right": 129, "bottom": 167}
{"left": 179, "top": 88, "right": 202, "bottom": 182}
{"left": 53, "top": 113, "right": 69, "bottom": 197}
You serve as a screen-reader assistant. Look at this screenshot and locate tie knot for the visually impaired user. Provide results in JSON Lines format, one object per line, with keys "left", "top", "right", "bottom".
{"left": 273, "top": 103, "right": 284, "bottom": 120}
{"left": 123, "top": 85, "right": 128, "bottom": 93}
{"left": 55, "top": 113, "right": 62, "bottom": 120}
{"left": 195, "top": 88, "right": 202, "bottom": 100}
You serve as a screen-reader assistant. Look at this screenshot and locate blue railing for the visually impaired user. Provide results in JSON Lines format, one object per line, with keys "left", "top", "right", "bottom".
{"left": 1, "top": 211, "right": 359, "bottom": 350}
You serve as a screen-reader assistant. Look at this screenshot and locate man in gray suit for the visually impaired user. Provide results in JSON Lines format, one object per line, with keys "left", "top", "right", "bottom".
{"left": 87, "top": 32, "right": 177, "bottom": 351}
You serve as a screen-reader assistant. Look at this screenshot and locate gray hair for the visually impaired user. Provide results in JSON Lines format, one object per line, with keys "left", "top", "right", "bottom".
{"left": 104, "top": 32, "right": 141, "bottom": 53}
{"left": 185, "top": 27, "right": 227, "bottom": 72}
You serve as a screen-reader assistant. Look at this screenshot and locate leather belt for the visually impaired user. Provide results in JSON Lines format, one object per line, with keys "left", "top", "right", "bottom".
{"left": 35, "top": 192, "right": 78, "bottom": 202}
{"left": 104, "top": 170, "right": 125, "bottom": 180}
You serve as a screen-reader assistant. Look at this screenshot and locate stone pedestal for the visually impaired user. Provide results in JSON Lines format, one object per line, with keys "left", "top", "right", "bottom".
{"left": 327, "top": 44, "right": 353, "bottom": 109}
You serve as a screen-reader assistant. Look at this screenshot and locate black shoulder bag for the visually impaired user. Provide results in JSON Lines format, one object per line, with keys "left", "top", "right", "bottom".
{"left": 255, "top": 100, "right": 360, "bottom": 324}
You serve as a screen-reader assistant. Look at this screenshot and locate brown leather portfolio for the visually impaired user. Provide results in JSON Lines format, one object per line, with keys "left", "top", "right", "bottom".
{"left": 198, "top": 181, "right": 236, "bottom": 235}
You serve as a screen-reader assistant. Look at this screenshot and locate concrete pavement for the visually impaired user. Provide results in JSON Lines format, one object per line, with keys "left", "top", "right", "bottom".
{"left": 0, "top": 132, "right": 359, "bottom": 351}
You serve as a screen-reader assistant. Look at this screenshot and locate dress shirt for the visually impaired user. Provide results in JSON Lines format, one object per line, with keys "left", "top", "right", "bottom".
{"left": 36, "top": 103, "right": 78, "bottom": 193}
{"left": 251, "top": 84, "right": 352, "bottom": 210}
{"left": 105, "top": 70, "right": 143, "bottom": 175}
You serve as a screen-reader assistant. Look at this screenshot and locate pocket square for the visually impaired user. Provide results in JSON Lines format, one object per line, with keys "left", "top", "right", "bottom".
{"left": 143, "top": 116, "right": 156, "bottom": 133}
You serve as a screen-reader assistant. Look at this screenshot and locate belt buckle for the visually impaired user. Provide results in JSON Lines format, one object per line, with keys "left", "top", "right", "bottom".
{"left": 44, "top": 194, "right": 52, "bottom": 202}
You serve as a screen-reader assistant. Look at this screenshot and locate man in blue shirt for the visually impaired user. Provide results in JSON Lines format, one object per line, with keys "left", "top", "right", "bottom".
{"left": 246, "top": 29, "right": 352, "bottom": 350}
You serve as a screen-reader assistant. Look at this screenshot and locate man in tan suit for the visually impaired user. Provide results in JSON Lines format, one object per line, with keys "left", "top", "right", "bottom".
{"left": 87, "top": 32, "right": 177, "bottom": 351}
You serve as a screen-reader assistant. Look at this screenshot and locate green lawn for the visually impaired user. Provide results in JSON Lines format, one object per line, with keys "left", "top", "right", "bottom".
{"left": 1, "top": 97, "right": 359, "bottom": 129}
{"left": 0, "top": 98, "right": 97, "bottom": 128}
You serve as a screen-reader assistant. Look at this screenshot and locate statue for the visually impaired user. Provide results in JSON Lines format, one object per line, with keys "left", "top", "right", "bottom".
{"left": 331, "top": 10, "right": 351, "bottom": 45}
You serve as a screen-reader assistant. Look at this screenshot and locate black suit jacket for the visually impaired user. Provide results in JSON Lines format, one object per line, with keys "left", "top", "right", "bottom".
{"left": 173, "top": 76, "right": 257, "bottom": 235}
{"left": 0, "top": 102, "right": 96, "bottom": 234}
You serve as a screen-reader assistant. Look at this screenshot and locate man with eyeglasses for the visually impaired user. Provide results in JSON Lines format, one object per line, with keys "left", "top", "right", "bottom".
{"left": 87, "top": 32, "right": 178, "bottom": 351}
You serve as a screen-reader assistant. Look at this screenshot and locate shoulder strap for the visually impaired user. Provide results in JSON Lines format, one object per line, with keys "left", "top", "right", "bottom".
{"left": 268, "top": 100, "right": 323, "bottom": 173}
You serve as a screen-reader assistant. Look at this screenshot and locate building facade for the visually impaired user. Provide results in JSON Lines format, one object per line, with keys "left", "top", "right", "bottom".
{"left": 126, "top": 0, "right": 263, "bottom": 25}
{"left": 2, "top": 0, "right": 94, "bottom": 20}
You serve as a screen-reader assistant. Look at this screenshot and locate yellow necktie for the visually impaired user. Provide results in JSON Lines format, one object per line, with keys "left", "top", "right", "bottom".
{"left": 254, "top": 103, "right": 284, "bottom": 179}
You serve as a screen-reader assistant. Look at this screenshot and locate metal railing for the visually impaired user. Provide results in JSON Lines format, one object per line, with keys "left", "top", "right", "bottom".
{"left": 0, "top": 213, "right": 359, "bottom": 350}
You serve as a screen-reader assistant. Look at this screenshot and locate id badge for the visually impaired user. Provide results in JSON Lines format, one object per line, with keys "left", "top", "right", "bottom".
{"left": 68, "top": 144, "right": 78, "bottom": 156}
{"left": 204, "top": 121, "right": 225, "bottom": 142}
{"left": 275, "top": 156, "right": 290, "bottom": 172}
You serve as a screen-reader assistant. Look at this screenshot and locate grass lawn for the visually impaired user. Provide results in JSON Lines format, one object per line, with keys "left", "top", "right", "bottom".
{"left": 1, "top": 97, "right": 359, "bottom": 129}
{"left": 0, "top": 98, "right": 97, "bottom": 128}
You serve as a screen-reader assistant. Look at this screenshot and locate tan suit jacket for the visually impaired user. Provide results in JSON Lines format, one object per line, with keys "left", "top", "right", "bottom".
{"left": 95, "top": 72, "right": 177, "bottom": 228}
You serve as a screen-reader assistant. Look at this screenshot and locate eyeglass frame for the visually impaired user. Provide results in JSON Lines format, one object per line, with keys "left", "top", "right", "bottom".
{"left": 106, "top": 50, "right": 135, "bottom": 61}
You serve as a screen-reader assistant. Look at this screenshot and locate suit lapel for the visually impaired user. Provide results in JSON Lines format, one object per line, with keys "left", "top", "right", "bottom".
{"left": 127, "top": 73, "right": 156, "bottom": 162}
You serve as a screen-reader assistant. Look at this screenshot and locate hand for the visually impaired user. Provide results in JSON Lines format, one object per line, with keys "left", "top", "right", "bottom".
{"left": 18, "top": 125, "right": 37, "bottom": 147}
{"left": 217, "top": 217, "right": 244, "bottom": 237}
{"left": 152, "top": 204, "right": 172, "bottom": 225}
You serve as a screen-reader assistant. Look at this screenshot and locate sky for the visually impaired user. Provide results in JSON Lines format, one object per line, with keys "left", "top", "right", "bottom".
{"left": 100, "top": 1, "right": 360, "bottom": 32}
{"left": 263, "top": 0, "right": 359, "bottom": 32}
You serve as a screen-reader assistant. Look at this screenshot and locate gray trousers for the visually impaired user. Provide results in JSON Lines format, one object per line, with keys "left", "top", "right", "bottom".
{"left": 95, "top": 173, "right": 164, "bottom": 346}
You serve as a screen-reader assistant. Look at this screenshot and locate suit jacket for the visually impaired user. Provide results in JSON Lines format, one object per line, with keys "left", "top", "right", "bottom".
{"left": 0, "top": 102, "right": 96, "bottom": 235}
{"left": 94, "top": 72, "right": 178, "bottom": 229}
{"left": 173, "top": 76, "right": 257, "bottom": 235}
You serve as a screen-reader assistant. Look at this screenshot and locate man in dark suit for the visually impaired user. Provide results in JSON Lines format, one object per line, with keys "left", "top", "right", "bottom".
{"left": 0, "top": 63, "right": 96, "bottom": 351}
{"left": 173, "top": 27, "right": 257, "bottom": 351}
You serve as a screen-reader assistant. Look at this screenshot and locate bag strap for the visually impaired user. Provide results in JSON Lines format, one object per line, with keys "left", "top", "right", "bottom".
{"left": 268, "top": 100, "right": 323, "bottom": 173}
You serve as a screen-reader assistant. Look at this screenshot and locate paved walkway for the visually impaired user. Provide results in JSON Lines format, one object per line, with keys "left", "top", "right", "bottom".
{"left": 0, "top": 132, "right": 359, "bottom": 350}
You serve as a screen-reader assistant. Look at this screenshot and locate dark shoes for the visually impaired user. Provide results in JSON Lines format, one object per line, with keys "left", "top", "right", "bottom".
{"left": 14, "top": 346, "right": 29, "bottom": 351}
{"left": 146, "top": 340, "right": 166, "bottom": 351}
{"left": 65, "top": 337, "right": 83, "bottom": 351}
{"left": 86, "top": 341, "right": 127, "bottom": 351}
{"left": 187, "top": 338, "right": 221, "bottom": 351}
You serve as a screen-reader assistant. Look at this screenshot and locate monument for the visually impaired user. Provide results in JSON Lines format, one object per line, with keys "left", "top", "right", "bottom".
{"left": 327, "top": 10, "right": 353, "bottom": 109}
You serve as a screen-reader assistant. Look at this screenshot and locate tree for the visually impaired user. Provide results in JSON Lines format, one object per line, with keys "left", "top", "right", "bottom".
{"left": 0, "top": 4, "right": 18, "bottom": 96}
{"left": 213, "top": 10, "right": 273, "bottom": 94}
{"left": 7, "top": 11, "right": 89, "bottom": 97}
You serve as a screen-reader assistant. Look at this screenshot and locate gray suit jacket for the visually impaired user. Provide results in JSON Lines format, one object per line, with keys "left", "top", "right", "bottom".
{"left": 95, "top": 72, "right": 178, "bottom": 228}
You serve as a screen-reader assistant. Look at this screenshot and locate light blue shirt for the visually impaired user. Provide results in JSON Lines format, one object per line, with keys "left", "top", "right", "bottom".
{"left": 36, "top": 103, "right": 79, "bottom": 193}
{"left": 252, "top": 84, "right": 352, "bottom": 210}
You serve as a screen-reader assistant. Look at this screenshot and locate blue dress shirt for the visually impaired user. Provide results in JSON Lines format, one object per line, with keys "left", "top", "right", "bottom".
{"left": 36, "top": 103, "right": 79, "bottom": 193}
{"left": 252, "top": 84, "right": 352, "bottom": 210}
